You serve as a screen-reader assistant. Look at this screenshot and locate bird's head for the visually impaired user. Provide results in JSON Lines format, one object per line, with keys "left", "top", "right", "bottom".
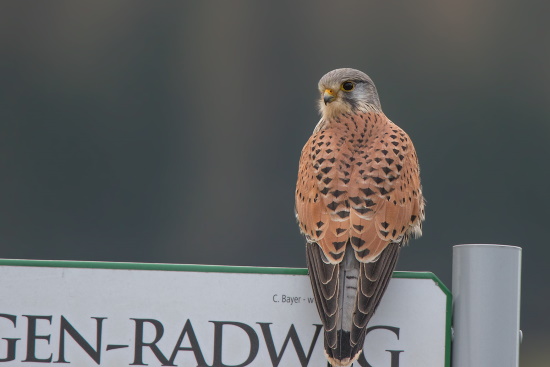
{"left": 317, "top": 68, "right": 382, "bottom": 119}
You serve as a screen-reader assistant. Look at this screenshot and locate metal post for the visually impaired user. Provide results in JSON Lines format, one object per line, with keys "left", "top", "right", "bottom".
{"left": 452, "top": 244, "right": 522, "bottom": 367}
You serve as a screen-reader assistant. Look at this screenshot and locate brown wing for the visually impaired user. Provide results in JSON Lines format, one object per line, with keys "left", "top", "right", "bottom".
{"left": 347, "top": 114, "right": 424, "bottom": 262}
{"left": 295, "top": 126, "right": 353, "bottom": 262}
{"left": 352, "top": 243, "right": 400, "bottom": 346}
{"left": 295, "top": 112, "right": 424, "bottom": 264}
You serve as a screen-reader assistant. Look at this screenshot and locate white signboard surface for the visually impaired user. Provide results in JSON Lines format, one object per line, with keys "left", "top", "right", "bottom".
{"left": 0, "top": 260, "right": 450, "bottom": 367}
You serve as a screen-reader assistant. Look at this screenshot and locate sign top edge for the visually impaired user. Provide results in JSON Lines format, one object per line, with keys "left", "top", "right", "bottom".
{"left": 0, "top": 259, "right": 447, "bottom": 289}
{"left": 0, "top": 258, "right": 308, "bottom": 275}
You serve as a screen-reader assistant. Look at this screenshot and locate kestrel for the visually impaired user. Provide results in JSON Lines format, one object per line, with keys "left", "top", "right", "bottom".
{"left": 295, "top": 68, "right": 425, "bottom": 366}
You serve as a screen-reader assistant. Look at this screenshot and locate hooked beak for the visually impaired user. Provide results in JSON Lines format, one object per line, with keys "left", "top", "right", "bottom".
{"left": 323, "top": 89, "right": 336, "bottom": 105}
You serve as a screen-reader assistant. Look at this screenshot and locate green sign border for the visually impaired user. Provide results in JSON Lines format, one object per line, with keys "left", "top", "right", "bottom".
{"left": 0, "top": 259, "right": 451, "bottom": 367}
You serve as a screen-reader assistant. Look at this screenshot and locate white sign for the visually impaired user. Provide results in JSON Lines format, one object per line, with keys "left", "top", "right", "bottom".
{"left": 0, "top": 260, "right": 450, "bottom": 367}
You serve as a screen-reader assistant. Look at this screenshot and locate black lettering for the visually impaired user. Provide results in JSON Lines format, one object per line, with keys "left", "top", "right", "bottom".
{"left": 386, "top": 350, "right": 404, "bottom": 367}
{"left": 356, "top": 326, "right": 401, "bottom": 367}
{"left": 23, "top": 315, "right": 53, "bottom": 363}
{"left": 210, "top": 321, "right": 259, "bottom": 367}
{"left": 0, "top": 314, "right": 18, "bottom": 362}
{"left": 106, "top": 344, "right": 128, "bottom": 350}
{"left": 130, "top": 318, "right": 171, "bottom": 366}
{"left": 55, "top": 316, "right": 105, "bottom": 364}
{"left": 258, "top": 323, "right": 322, "bottom": 367}
{"left": 168, "top": 319, "right": 209, "bottom": 366}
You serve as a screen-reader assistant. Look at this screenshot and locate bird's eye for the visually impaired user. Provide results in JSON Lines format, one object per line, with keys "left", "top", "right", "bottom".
{"left": 341, "top": 81, "right": 355, "bottom": 91}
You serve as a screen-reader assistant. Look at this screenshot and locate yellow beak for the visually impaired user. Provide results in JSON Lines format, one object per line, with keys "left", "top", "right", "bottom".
{"left": 323, "top": 89, "right": 336, "bottom": 105}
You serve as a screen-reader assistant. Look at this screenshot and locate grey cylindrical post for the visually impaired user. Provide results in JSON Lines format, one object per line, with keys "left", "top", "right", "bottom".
{"left": 452, "top": 244, "right": 522, "bottom": 367}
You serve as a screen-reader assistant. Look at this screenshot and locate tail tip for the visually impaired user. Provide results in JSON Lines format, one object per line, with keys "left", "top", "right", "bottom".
{"left": 325, "top": 349, "right": 362, "bottom": 367}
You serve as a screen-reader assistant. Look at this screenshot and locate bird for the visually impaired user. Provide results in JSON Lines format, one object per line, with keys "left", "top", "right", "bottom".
{"left": 295, "top": 68, "right": 425, "bottom": 366}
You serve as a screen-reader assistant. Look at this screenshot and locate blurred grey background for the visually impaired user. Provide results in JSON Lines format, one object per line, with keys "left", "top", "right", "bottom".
{"left": 1, "top": 1, "right": 548, "bottom": 365}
